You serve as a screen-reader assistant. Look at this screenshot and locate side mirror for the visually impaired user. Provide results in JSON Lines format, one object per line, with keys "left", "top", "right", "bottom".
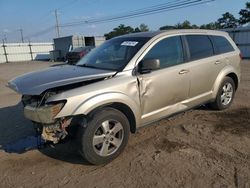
{"left": 138, "top": 59, "right": 160, "bottom": 74}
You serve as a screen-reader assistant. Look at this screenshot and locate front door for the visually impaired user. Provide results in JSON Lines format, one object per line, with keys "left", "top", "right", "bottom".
{"left": 137, "top": 36, "right": 190, "bottom": 124}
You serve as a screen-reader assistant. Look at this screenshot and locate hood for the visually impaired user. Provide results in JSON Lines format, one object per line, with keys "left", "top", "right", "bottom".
{"left": 7, "top": 65, "right": 116, "bottom": 95}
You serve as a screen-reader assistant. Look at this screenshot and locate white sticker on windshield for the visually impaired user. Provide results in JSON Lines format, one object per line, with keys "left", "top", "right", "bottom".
{"left": 121, "top": 41, "right": 138, "bottom": 46}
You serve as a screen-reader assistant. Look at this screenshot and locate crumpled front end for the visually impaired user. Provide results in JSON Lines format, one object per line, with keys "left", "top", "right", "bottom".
{"left": 22, "top": 94, "right": 73, "bottom": 144}
{"left": 24, "top": 102, "right": 64, "bottom": 124}
{"left": 7, "top": 65, "right": 118, "bottom": 144}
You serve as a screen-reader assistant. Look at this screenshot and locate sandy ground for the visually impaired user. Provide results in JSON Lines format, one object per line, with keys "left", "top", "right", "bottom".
{"left": 0, "top": 60, "right": 250, "bottom": 188}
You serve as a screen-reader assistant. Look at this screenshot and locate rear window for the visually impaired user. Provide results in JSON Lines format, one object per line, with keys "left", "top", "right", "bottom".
{"left": 186, "top": 35, "right": 214, "bottom": 61}
{"left": 211, "top": 35, "right": 234, "bottom": 54}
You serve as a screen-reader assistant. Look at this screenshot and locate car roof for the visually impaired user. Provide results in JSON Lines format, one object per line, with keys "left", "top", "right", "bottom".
{"left": 117, "top": 29, "right": 228, "bottom": 39}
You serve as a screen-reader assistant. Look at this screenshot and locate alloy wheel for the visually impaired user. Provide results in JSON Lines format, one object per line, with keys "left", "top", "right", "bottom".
{"left": 92, "top": 119, "right": 124, "bottom": 157}
{"left": 220, "top": 82, "right": 233, "bottom": 106}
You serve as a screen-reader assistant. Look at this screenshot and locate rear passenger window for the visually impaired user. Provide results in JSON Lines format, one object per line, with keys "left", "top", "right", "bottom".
{"left": 186, "top": 35, "right": 214, "bottom": 61}
{"left": 211, "top": 36, "right": 234, "bottom": 54}
{"left": 143, "top": 36, "right": 184, "bottom": 69}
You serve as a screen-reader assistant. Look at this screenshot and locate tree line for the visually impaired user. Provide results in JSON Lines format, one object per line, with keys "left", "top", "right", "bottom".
{"left": 104, "top": 2, "right": 250, "bottom": 39}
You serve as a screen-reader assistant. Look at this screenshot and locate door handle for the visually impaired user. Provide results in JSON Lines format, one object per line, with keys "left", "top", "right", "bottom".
{"left": 179, "top": 69, "right": 189, "bottom": 74}
{"left": 215, "top": 61, "right": 222, "bottom": 65}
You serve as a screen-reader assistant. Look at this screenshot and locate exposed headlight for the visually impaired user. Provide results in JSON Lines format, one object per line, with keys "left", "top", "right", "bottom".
{"left": 45, "top": 100, "right": 66, "bottom": 118}
{"left": 24, "top": 101, "right": 66, "bottom": 124}
{"left": 49, "top": 102, "right": 65, "bottom": 118}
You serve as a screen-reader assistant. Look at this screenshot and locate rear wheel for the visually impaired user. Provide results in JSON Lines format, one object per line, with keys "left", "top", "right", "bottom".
{"left": 209, "top": 77, "right": 235, "bottom": 110}
{"left": 78, "top": 107, "right": 130, "bottom": 165}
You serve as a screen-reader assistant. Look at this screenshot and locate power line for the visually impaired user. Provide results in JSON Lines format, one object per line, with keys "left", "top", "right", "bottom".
{"left": 61, "top": 0, "right": 192, "bottom": 27}
{"left": 9, "top": 1, "right": 81, "bottom": 41}
{"left": 64, "top": 0, "right": 214, "bottom": 26}
{"left": 23, "top": 26, "right": 55, "bottom": 40}
{"left": 60, "top": 0, "right": 215, "bottom": 27}
{"left": 22, "top": 0, "right": 216, "bottom": 40}
{"left": 21, "top": 1, "right": 98, "bottom": 40}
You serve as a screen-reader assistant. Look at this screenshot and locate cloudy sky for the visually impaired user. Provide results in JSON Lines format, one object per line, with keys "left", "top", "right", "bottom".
{"left": 0, "top": 0, "right": 248, "bottom": 42}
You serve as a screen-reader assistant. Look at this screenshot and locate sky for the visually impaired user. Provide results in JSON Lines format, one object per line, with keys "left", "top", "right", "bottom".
{"left": 0, "top": 0, "right": 248, "bottom": 42}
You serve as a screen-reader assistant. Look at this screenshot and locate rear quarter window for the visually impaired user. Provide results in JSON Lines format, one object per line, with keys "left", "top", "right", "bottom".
{"left": 211, "top": 35, "right": 235, "bottom": 54}
{"left": 186, "top": 35, "right": 214, "bottom": 61}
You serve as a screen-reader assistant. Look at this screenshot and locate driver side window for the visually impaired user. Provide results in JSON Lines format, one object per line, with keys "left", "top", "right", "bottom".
{"left": 143, "top": 36, "right": 184, "bottom": 69}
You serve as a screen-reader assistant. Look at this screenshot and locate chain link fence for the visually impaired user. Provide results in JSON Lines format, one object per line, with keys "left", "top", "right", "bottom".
{"left": 0, "top": 43, "right": 54, "bottom": 63}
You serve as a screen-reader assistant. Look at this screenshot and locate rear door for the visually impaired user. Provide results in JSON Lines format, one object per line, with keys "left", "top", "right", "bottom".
{"left": 184, "top": 34, "right": 225, "bottom": 99}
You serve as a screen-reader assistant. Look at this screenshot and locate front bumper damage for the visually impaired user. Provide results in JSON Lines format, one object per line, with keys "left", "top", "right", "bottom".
{"left": 24, "top": 103, "right": 64, "bottom": 124}
{"left": 24, "top": 102, "right": 72, "bottom": 144}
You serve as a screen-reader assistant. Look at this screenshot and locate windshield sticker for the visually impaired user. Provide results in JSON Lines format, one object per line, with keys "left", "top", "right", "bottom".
{"left": 121, "top": 41, "right": 138, "bottom": 46}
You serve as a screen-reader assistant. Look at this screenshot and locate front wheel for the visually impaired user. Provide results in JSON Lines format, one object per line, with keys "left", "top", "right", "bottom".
{"left": 209, "top": 77, "right": 235, "bottom": 110}
{"left": 78, "top": 107, "right": 130, "bottom": 165}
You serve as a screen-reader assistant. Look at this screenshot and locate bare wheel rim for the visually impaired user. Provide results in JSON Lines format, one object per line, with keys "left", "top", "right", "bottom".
{"left": 220, "top": 82, "right": 233, "bottom": 106}
{"left": 92, "top": 119, "right": 124, "bottom": 157}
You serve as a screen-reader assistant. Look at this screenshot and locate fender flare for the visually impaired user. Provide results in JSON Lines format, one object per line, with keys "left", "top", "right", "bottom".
{"left": 72, "top": 92, "right": 141, "bottom": 125}
{"left": 212, "top": 66, "right": 240, "bottom": 99}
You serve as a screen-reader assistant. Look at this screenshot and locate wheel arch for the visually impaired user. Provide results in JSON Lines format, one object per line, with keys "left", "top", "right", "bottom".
{"left": 71, "top": 92, "right": 140, "bottom": 133}
{"left": 226, "top": 72, "right": 239, "bottom": 90}
{"left": 87, "top": 102, "right": 137, "bottom": 133}
{"left": 108, "top": 102, "right": 137, "bottom": 133}
{"left": 212, "top": 66, "right": 240, "bottom": 99}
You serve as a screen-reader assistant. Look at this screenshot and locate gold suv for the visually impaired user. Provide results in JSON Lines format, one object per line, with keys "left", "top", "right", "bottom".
{"left": 8, "top": 29, "right": 241, "bottom": 165}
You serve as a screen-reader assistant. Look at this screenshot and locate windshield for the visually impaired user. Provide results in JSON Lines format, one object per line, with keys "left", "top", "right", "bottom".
{"left": 77, "top": 37, "right": 150, "bottom": 71}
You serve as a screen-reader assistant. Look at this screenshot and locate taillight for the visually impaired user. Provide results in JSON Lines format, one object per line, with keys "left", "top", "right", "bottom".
{"left": 239, "top": 52, "right": 243, "bottom": 60}
{"left": 79, "top": 51, "right": 85, "bottom": 57}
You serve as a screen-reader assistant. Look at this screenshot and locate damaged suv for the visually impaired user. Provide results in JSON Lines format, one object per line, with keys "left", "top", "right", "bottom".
{"left": 8, "top": 30, "right": 241, "bottom": 165}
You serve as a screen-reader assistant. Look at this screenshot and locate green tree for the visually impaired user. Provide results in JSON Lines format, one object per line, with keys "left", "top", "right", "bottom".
{"left": 175, "top": 20, "right": 191, "bottom": 29}
{"left": 159, "top": 25, "right": 175, "bottom": 30}
{"left": 217, "top": 12, "right": 238, "bottom": 29}
{"left": 200, "top": 22, "right": 220, "bottom": 30}
{"left": 134, "top": 23, "right": 149, "bottom": 32}
{"left": 239, "top": 2, "right": 250, "bottom": 25}
{"left": 104, "top": 24, "right": 150, "bottom": 39}
{"left": 104, "top": 24, "right": 134, "bottom": 39}
{"left": 175, "top": 20, "right": 199, "bottom": 29}
{"left": 159, "top": 20, "right": 198, "bottom": 30}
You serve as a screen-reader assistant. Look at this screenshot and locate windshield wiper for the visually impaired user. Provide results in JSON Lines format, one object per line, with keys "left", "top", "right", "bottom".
{"left": 77, "top": 64, "right": 117, "bottom": 71}
{"left": 77, "top": 64, "right": 99, "bottom": 69}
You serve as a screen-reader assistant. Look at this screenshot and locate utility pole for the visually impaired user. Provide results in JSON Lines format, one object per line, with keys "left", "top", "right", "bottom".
{"left": 3, "top": 34, "right": 7, "bottom": 43}
{"left": 55, "top": 9, "right": 60, "bottom": 38}
{"left": 2, "top": 39, "right": 8, "bottom": 63}
{"left": 18, "top": 28, "right": 24, "bottom": 43}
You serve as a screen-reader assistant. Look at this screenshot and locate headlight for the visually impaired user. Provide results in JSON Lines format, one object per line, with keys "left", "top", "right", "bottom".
{"left": 24, "top": 101, "right": 66, "bottom": 124}
{"left": 50, "top": 103, "right": 65, "bottom": 118}
{"left": 46, "top": 101, "right": 66, "bottom": 118}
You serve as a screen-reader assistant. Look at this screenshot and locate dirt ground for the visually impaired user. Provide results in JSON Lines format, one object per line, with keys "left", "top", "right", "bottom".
{"left": 0, "top": 60, "right": 250, "bottom": 188}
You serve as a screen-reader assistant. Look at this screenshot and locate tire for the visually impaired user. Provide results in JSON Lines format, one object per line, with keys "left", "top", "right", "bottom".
{"left": 78, "top": 107, "right": 130, "bottom": 165}
{"left": 209, "top": 77, "right": 235, "bottom": 110}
